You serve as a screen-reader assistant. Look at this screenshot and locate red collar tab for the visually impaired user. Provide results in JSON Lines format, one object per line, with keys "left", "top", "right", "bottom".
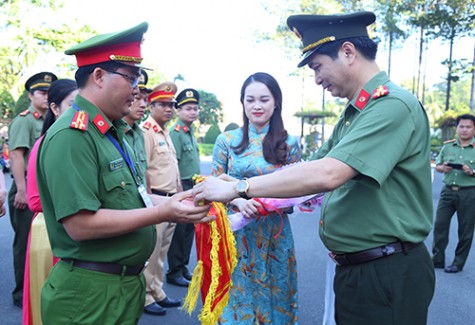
{"left": 142, "top": 121, "right": 151, "bottom": 130}
{"left": 33, "top": 111, "right": 41, "bottom": 119}
{"left": 372, "top": 85, "right": 389, "bottom": 99}
{"left": 183, "top": 125, "right": 189, "bottom": 133}
{"left": 355, "top": 89, "right": 370, "bottom": 110}
{"left": 152, "top": 125, "right": 159, "bottom": 133}
{"left": 174, "top": 124, "right": 181, "bottom": 132}
{"left": 92, "top": 114, "right": 110, "bottom": 134}
{"left": 19, "top": 109, "right": 30, "bottom": 116}
{"left": 69, "top": 111, "right": 89, "bottom": 132}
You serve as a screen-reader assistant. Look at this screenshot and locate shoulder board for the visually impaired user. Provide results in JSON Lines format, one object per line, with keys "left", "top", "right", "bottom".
{"left": 142, "top": 121, "right": 151, "bottom": 130}
{"left": 372, "top": 85, "right": 389, "bottom": 99}
{"left": 443, "top": 139, "right": 456, "bottom": 144}
{"left": 69, "top": 111, "right": 89, "bottom": 132}
{"left": 19, "top": 109, "right": 30, "bottom": 116}
{"left": 174, "top": 124, "right": 181, "bottom": 132}
{"left": 355, "top": 89, "right": 370, "bottom": 110}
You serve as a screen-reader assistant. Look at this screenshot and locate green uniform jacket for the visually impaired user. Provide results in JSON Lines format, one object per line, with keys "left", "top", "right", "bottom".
{"left": 124, "top": 122, "right": 148, "bottom": 185}
{"left": 436, "top": 138, "right": 475, "bottom": 186}
{"left": 8, "top": 106, "right": 44, "bottom": 168}
{"left": 169, "top": 119, "right": 200, "bottom": 180}
{"left": 37, "top": 95, "right": 156, "bottom": 265}
{"left": 316, "top": 71, "right": 433, "bottom": 254}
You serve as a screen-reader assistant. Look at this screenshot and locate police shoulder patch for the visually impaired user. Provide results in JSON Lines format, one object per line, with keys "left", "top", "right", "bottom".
{"left": 70, "top": 110, "right": 89, "bottom": 132}
{"left": 142, "top": 121, "right": 151, "bottom": 130}
{"left": 174, "top": 124, "right": 181, "bottom": 132}
{"left": 19, "top": 109, "right": 30, "bottom": 116}
{"left": 372, "top": 85, "right": 389, "bottom": 99}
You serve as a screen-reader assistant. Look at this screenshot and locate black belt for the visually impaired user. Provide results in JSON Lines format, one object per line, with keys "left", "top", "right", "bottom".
{"left": 329, "top": 241, "right": 421, "bottom": 266}
{"left": 61, "top": 258, "right": 147, "bottom": 276}
{"left": 446, "top": 185, "right": 475, "bottom": 191}
{"left": 151, "top": 189, "right": 176, "bottom": 197}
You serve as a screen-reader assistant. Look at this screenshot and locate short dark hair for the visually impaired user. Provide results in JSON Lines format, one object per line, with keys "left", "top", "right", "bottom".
{"left": 456, "top": 114, "right": 475, "bottom": 126}
{"left": 316, "top": 36, "right": 378, "bottom": 61}
{"left": 75, "top": 62, "right": 138, "bottom": 88}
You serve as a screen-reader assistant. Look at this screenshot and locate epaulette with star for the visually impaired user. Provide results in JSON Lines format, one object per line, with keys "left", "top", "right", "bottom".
{"left": 69, "top": 110, "right": 89, "bottom": 132}
{"left": 19, "top": 109, "right": 30, "bottom": 116}
{"left": 443, "top": 139, "right": 456, "bottom": 144}
{"left": 174, "top": 124, "right": 181, "bottom": 132}
{"left": 372, "top": 85, "right": 389, "bottom": 99}
{"left": 142, "top": 121, "right": 151, "bottom": 130}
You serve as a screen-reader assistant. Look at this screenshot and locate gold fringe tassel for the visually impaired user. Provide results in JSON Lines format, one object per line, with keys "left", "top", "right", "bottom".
{"left": 182, "top": 260, "right": 204, "bottom": 315}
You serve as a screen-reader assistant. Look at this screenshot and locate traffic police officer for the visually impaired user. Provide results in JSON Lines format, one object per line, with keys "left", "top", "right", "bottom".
{"left": 167, "top": 88, "right": 201, "bottom": 286}
{"left": 432, "top": 114, "right": 475, "bottom": 273}
{"left": 8, "top": 71, "right": 57, "bottom": 308}
{"left": 36, "top": 22, "right": 210, "bottom": 324}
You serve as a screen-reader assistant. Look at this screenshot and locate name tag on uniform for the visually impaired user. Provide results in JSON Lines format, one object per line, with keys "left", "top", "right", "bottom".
{"left": 158, "top": 141, "right": 166, "bottom": 146}
{"left": 138, "top": 184, "right": 153, "bottom": 208}
{"left": 109, "top": 158, "right": 124, "bottom": 171}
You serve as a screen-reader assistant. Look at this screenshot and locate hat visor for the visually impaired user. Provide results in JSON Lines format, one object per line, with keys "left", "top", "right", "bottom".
{"left": 297, "top": 48, "right": 319, "bottom": 68}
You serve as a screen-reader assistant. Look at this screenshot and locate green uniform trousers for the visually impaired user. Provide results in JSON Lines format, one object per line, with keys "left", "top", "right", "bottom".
{"left": 167, "top": 179, "right": 195, "bottom": 279}
{"left": 334, "top": 243, "right": 435, "bottom": 325}
{"left": 8, "top": 180, "right": 35, "bottom": 301}
{"left": 432, "top": 186, "right": 475, "bottom": 268}
{"left": 41, "top": 260, "right": 146, "bottom": 324}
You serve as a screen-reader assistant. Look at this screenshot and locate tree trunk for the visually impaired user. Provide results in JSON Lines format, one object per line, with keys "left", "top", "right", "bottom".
{"left": 470, "top": 42, "right": 475, "bottom": 112}
{"left": 445, "top": 36, "right": 454, "bottom": 111}
{"left": 387, "top": 32, "right": 393, "bottom": 77}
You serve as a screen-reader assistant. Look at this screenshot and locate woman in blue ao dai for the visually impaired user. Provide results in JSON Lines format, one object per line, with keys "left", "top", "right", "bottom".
{"left": 212, "top": 72, "right": 302, "bottom": 324}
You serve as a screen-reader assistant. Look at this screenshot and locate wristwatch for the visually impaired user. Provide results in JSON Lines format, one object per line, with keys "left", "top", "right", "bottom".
{"left": 235, "top": 179, "right": 251, "bottom": 200}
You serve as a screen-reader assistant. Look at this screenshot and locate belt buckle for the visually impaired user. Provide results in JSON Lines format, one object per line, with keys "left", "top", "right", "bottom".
{"left": 329, "top": 252, "right": 343, "bottom": 266}
{"left": 451, "top": 185, "right": 460, "bottom": 191}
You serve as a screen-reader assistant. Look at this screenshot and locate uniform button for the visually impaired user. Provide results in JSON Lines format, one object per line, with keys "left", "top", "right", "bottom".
{"left": 319, "top": 219, "right": 324, "bottom": 226}
{"left": 121, "top": 181, "right": 126, "bottom": 187}
{"left": 345, "top": 121, "right": 350, "bottom": 127}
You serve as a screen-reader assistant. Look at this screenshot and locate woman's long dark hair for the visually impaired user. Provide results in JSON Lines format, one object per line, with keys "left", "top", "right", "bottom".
{"left": 232, "top": 72, "right": 288, "bottom": 165}
{"left": 41, "top": 79, "right": 78, "bottom": 135}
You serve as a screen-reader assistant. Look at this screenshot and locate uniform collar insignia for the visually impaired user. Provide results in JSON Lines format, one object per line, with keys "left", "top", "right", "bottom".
{"left": 355, "top": 89, "right": 370, "bottom": 110}
{"left": 33, "top": 111, "right": 41, "bottom": 119}
{"left": 142, "top": 121, "right": 151, "bottom": 129}
{"left": 153, "top": 125, "right": 159, "bottom": 133}
{"left": 183, "top": 125, "right": 189, "bottom": 133}
{"left": 372, "top": 85, "right": 389, "bottom": 99}
{"left": 92, "top": 113, "right": 110, "bottom": 134}
{"left": 69, "top": 110, "right": 89, "bottom": 131}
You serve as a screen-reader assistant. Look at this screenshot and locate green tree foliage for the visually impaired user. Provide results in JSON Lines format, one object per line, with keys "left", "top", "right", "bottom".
{"left": 0, "top": 0, "right": 95, "bottom": 116}
{"left": 204, "top": 124, "right": 221, "bottom": 144}
{"left": 224, "top": 122, "right": 240, "bottom": 132}
{"left": 14, "top": 91, "right": 30, "bottom": 117}
{"left": 197, "top": 90, "right": 223, "bottom": 126}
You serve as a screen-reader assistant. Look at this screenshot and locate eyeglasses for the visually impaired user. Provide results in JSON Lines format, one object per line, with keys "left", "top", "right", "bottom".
{"left": 103, "top": 69, "right": 140, "bottom": 88}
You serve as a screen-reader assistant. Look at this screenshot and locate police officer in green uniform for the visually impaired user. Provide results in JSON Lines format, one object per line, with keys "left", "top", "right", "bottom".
{"left": 36, "top": 22, "right": 211, "bottom": 324}
{"left": 8, "top": 71, "right": 57, "bottom": 308}
{"left": 432, "top": 114, "right": 475, "bottom": 273}
{"left": 124, "top": 69, "right": 151, "bottom": 180}
{"left": 192, "top": 12, "right": 435, "bottom": 325}
{"left": 167, "top": 88, "right": 201, "bottom": 286}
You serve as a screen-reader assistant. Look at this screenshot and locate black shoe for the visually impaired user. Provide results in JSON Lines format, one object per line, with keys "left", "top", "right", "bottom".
{"left": 13, "top": 298, "right": 22, "bottom": 309}
{"left": 183, "top": 269, "right": 193, "bottom": 281}
{"left": 157, "top": 296, "right": 181, "bottom": 308}
{"left": 444, "top": 264, "right": 462, "bottom": 273}
{"left": 144, "top": 303, "right": 166, "bottom": 316}
{"left": 433, "top": 261, "right": 445, "bottom": 269}
{"left": 167, "top": 276, "right": 190, "bottom": 287}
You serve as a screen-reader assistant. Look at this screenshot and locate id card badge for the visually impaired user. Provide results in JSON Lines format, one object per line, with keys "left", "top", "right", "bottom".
{"left": 138, "top": 184, "right": 154, "bottom": 208}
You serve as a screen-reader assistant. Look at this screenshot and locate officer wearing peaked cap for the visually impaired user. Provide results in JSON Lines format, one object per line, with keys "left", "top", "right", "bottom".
{"left": 192, "top": 11, "right": 434, "bottom": 325}
{"left": 8, "top": 71, "right": 57, "bottom": 308}
{"left": 141, "top": 81, "right": 184, "bottom": 314}
{"left": 167, "top": 88, "right": 201, "bottom": 287}
{"left": 36, "top": 22, "right": 210, "bottom": 324}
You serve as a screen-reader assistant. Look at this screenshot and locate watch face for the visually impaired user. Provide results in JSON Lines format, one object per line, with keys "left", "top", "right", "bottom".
{"left": 236, "top": 180, "right": 248, "bottom": 192}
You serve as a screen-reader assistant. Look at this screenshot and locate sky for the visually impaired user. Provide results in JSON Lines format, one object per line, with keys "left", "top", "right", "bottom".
{"left": 18, "top": 0, "right": 475, "bottom": 136}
